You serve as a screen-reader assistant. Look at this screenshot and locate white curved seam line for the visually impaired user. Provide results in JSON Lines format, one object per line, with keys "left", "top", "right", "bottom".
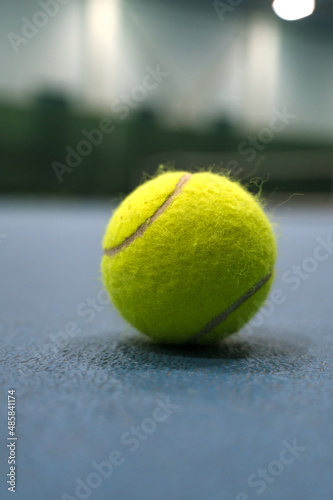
{"left": 188, "top": 271, "right": 273, "bottom": 343}
{"left": 104, "top": 173, "right": 192, "bottom": 257}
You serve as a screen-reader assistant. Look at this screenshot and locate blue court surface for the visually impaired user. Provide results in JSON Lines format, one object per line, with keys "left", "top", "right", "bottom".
{"left": 0, "top": 197, "right": 332, "bottom": 500}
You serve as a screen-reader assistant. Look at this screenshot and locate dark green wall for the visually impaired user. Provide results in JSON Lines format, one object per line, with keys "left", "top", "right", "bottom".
{"left": 1, "top": 99, "right": 332, "bottom": 197}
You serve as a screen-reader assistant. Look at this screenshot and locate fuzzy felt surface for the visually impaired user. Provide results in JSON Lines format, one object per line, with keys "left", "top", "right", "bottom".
{"left": 102, "top": 172, "right": 276, "bottom": 344}
{"left": 103, "top": 171, "right": 185, "bottom": 249}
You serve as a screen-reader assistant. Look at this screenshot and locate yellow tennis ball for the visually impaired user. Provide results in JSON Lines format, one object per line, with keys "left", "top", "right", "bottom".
{"left": 101, "top": 171, "right": 276, "bottom": 344}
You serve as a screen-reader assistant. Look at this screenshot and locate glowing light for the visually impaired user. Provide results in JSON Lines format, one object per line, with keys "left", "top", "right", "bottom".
{"left": 272, "top": 0, "right": 315, "bottom": 21}
{"left": 85, "top": 0, "right": 122, "bottom": 109}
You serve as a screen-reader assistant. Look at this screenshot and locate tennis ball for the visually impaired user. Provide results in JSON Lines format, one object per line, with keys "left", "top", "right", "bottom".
{"left": 101, "top": 171, "right": 276, "bottom": 344}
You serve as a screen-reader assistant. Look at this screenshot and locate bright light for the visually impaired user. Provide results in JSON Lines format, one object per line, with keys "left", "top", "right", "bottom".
{"left": 272, "top": 0, "right": 315, "bottom": 21}
{"left": 85, "top": 0, "right": 122, "bottom": 109}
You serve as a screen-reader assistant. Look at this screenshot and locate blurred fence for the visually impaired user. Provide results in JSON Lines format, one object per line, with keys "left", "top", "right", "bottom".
{"left": 1, "top": 97, "right": 332, "bottom": 197}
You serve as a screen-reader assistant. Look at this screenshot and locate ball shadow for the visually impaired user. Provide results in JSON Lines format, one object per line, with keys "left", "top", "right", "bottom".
{"left": 83, "top": 329, "right": 310, "bottom": 374}
{"left": 130, "top": 335, "right": 253, "bottom": 360}
{"left": 56, "top": 328, "right": 311, "bottom": 379}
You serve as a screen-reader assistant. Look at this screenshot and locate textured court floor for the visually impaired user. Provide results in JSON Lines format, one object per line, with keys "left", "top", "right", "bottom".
{"left": 0, "top": 197, "right": 332, "bottom": 500}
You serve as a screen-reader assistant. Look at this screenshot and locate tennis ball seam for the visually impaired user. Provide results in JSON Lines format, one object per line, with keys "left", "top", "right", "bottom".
{"left": 104, "top": 173, "right": 192, "bottom": 257}
{"left": 188, "top": 271, "right": 272, "bottom": 343}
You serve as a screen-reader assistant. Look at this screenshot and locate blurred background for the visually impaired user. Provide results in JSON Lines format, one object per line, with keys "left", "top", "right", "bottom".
{"left": 1, "top": 0, "right": 333, "bottom": 197}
